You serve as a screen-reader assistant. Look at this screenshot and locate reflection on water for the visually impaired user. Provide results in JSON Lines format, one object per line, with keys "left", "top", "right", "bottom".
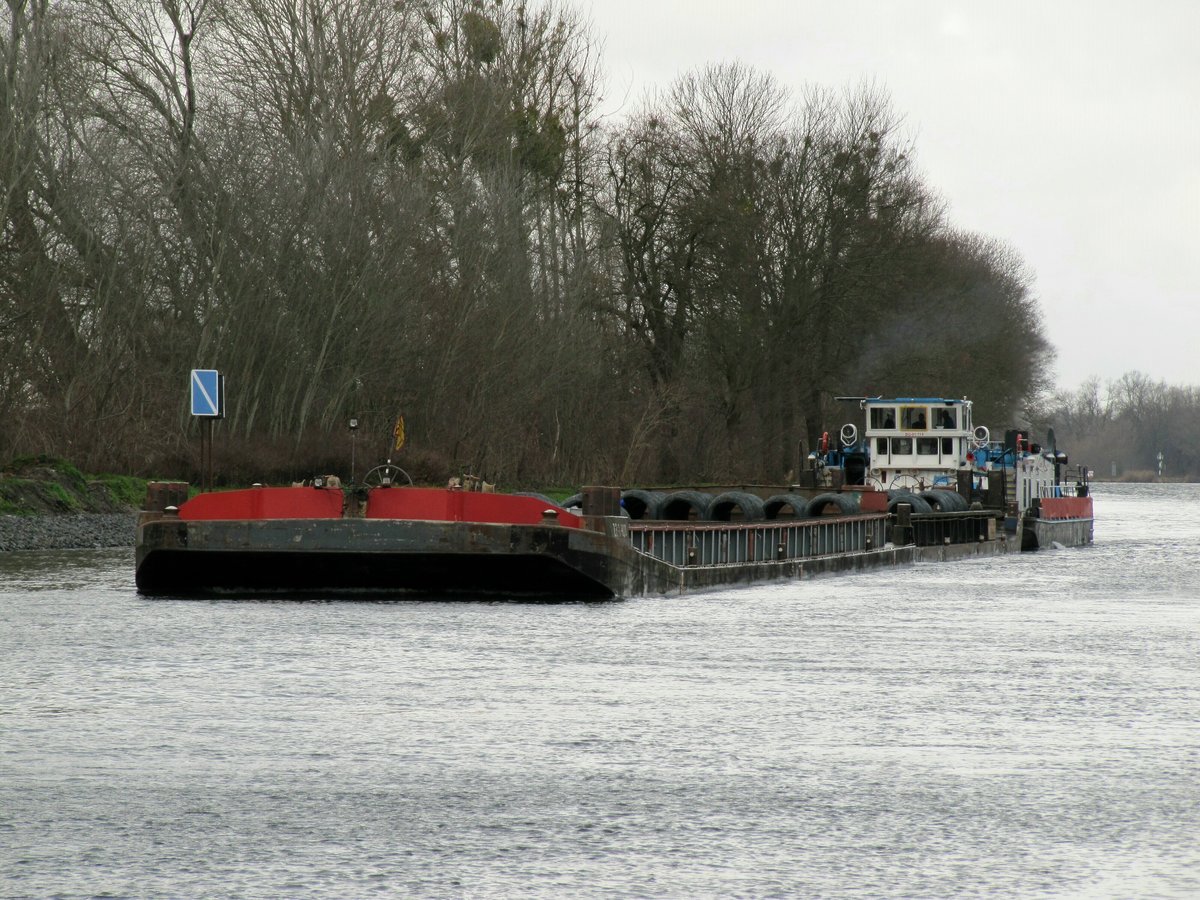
{"left": 1, "top": 483, "right": 1199, "bottom": 898}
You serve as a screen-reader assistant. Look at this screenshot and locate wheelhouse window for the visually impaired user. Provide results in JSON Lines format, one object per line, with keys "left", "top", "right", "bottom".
{"left": 892, "top": 437, "right": 913, "bottom": 455}
{"left": 870, "top": 407, "right": 897, "bottom": 429}
{"left": 933, "top": 407, "right": 958, "bottom": 429}
{"left": 876, "top": 438, "right": 888, "bottom": 456}
{"left": 916, "top": 437, "right": 938, "bottom": 456}
{"left": 900, "top": 406, "right": 927, "bottom": 430}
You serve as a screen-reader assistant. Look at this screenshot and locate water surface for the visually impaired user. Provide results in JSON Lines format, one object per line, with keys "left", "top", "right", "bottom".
{"left": 2, "top": 483, "right": 1198, "bottom": 897}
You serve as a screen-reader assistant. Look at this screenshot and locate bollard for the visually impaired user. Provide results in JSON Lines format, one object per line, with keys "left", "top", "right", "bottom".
{"left": 581, "top": 486, "right": 621, "bottom": 517}
{"left": 890, "top": 502, "right": 914, "bottom": 546}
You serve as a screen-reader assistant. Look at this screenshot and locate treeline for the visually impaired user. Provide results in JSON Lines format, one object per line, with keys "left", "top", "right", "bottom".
{"left": 1, "top": 0, "right": 1051, "bottom": 486}
{"left": 1046, "top": 373, "right": 1200, "bottom": 479}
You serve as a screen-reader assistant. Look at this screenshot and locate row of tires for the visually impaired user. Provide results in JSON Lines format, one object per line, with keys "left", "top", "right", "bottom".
{"left": 541, "top": 488, "right": 970, "bottom": 522}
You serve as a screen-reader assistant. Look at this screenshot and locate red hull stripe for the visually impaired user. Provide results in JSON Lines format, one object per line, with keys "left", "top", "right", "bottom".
{"left": 179, "top": 486, "right": 582, "bottom": 528}
{"left": 365, "top": 488, "right": 581, "bottom": 527}
{"left": 1038, "top": 496, "right": 1094, "bottom": 520}
{"left": 180, "top": 487, "right": 345, "bottom": 520}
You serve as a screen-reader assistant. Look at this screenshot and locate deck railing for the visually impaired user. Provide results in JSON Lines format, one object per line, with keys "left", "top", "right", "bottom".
{"left": 626, "top": 514, "right": 890, "bottom": 567}
{"left": 1037, "top": 483, "right": 1088, "bottom": 499}
{"left": 908, "top": 509, "right": 997, "bottom": 546}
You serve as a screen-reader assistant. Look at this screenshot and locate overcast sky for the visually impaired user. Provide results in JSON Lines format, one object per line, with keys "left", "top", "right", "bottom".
{"left": 585, "top": 1, "right": 1200, "bottom": 391}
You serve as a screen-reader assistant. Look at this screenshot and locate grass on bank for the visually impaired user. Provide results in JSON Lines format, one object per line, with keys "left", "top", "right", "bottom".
{"left": 0, "top": 456, "right": 151, "bottom": 516}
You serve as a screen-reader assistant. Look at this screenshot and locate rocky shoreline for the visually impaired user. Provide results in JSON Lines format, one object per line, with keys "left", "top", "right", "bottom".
{"left": 0, "top": 512, "right": 137, "bottom": 553}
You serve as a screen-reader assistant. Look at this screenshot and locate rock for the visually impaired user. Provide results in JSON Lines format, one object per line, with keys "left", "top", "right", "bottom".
{"left": 0, "top": 513, "right": 137, "bottom": 552}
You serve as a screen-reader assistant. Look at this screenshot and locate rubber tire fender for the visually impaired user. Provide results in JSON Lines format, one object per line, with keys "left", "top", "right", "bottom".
{"left": 620, "top": 489, "right": 666, "bottom": 520}
{"left": 886, "top": 491, "right": 933, "bottom": 515}
{"left": 763, "top": 493, "right": 812, "bottom": 520}
{"left": 659, "top": 490, "right": 714, "bottom": 521}
{"left": 705, "top": 491, "right": 766, "bottom": 522}
{"left": 920, "top": 489, "right": 968, "bottom": 512}
{"left": 805, "top": 492, "right": 860, "bottom": 517}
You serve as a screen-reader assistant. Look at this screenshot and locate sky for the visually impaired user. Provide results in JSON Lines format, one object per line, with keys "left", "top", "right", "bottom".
{"left": 585, "top": 1, "right": 1200, "bottom": 391}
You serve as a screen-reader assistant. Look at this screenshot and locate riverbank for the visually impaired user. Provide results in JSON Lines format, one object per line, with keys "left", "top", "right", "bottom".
{"left": 0, "top": 512, "right": 136, "bottom": 552}
{"left": 0, "top": 457, "right": 142, "bottom": 552}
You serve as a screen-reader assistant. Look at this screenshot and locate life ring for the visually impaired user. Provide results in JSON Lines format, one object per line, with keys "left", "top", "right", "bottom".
{"left": 819, "top": 431, "right": 830, "bottom": 453}
{"left": 972, "top": 425, "right": 990, "bottom": 447}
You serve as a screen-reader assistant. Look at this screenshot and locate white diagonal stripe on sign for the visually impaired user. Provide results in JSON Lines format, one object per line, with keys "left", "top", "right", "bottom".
{"left": 193, "top": 371, "right": 217, "bottom": 414}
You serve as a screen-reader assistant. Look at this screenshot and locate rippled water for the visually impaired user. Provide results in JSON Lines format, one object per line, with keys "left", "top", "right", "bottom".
{"left": 2, "top": 483, "right": 1199, "bottom": 898}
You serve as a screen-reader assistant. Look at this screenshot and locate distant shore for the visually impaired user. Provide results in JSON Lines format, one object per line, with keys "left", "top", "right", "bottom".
{"left": 1091, "top": 475, "right": 1198, "bottom": 484}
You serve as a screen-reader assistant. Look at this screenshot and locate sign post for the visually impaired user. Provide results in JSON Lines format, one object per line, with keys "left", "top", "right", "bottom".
{"left": 190, "top": 370, "right": 225, "bottom": 491}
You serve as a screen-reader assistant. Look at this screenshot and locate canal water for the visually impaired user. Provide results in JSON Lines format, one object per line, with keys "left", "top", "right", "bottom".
{"left": 2, "top": 483, "right": 1198, "bottom": 898}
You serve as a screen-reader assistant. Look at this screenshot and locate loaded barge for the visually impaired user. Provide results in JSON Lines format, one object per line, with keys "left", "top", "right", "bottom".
{"left": 136, "top": 397, "right": 1092, "bottom": 599}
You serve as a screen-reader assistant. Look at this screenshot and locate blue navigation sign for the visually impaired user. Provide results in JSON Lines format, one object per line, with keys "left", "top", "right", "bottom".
{"left": 190, "top": 369, "right": 224, "bottom": 418}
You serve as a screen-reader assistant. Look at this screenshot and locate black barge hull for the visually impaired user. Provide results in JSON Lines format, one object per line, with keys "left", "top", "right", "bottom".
{"left": 1021, "top": 515, "right": 1094, "bottom": 551}
{"left": 137, "top": 518, "right": 652, "bottom": 598}
{"left": 136, "top": 514, "right": 916, "bottom": 600}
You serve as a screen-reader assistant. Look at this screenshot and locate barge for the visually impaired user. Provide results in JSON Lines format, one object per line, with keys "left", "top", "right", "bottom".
{"left": 136, "top": 396, "right": 1090, "bottom": 599}
{"left": 135, "top": 484, "right": 931, "bottom": 598}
